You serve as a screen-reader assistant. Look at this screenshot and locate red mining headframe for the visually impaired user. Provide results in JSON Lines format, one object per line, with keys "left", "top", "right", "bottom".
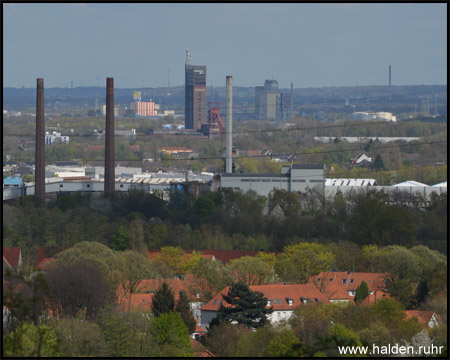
{"left": 35, "top": 78, "right": 45, "bottom": 200}
{"left": 104, "top": 77, "right": 115, "bottom": 194}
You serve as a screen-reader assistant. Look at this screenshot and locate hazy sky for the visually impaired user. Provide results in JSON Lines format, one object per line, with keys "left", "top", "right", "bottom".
{"left": 3, "top": 3, "right": 447, "bottom": 89}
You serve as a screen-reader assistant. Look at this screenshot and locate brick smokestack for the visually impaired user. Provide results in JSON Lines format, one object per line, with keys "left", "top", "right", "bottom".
{"left": 35, "top": 78, "right": 45, "bottom": 200}
{"left": 105, "top": 77, "right": 115, "bottom": 194}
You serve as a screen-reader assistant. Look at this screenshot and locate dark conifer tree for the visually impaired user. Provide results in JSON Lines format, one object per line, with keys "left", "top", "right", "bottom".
{"left": 151, "top": 282, "right": 175, "bottom": 317}
{"left": 354, "top": 280, "right": 370, "bottom": 305}
{"left": 211, "top": 282, "right": 273, "bottom": 329}
{"left": 175, "top": 290, "right": 197, "bottom": 334}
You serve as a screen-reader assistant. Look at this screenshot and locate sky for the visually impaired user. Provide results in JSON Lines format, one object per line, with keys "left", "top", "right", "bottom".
{"left": 3, "top": 3, "right": 447, "bottom": 89}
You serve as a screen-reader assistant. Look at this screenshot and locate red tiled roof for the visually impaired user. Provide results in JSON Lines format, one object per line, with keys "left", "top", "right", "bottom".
{"left": 405, "top": 310, "right": 442, "bottom": 327}
{"left": 3, "top": 255, "right": 12, "bottom": 269}
{"left": 3, "top": 247, "right": 21, "bottom": 267}
{"left": 117, "top": 276, "right": 202, "bottom": 311}
{"left": 36, "top": 257, "right": 55, "bottom": 270}
{"left": 195, "top": 323, "right": 207, "bottom": 334}
{"left": 36, "top": 247, "right": 64, "bottom": 267}
{"left": 117, "top": 293, "right": 154, "bottom": 312}
{"left": 311, "top": 272, "right": 387, "bottom": 293}
{"left": 357, "top": 290, "right": 390, "bottom": 306}
{"left": 201, "top": 283, "right": 330, "bottom": 312}
{"left": 191, "top": 339, "right": 215, "bottom": 357}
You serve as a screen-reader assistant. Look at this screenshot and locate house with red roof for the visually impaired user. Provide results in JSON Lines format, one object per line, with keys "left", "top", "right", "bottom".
{"left": 200, "top": 283, "right": 330, "bottom": 330}
{"left": 117, "top": 275, "right": 204, "bottom": 322}
{"left": 191, "top": 338, "right": 215, "bottom": 357}
{"left": 3, "top": 247, "right": 22, "bottom": 272}
{"left": 35, "top": 247, "right": 65, "bottom": 270}
{"left": 405, "top": 310, "right": 443, "bottom": 328}
{"left": 310, "top": 272, "right": 388, "bottom": 303}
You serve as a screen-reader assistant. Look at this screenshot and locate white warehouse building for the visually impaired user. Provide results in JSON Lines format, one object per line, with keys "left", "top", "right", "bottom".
{"left": 351, "top": 111, "right": 396, "bottom": 122}
{"left": 220, "top": 164, "right": 325, "bottom": 197}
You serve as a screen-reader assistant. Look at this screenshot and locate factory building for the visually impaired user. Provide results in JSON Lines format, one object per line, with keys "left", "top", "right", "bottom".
{"left": 131, "top": 100, "right": 156, "bottom": 117}
{"left": 351, "top": 111, "right": 396, "bottom": 122}
{"left": 102, "top": 104, "right": 120, "bottom": 117}
{"left": 185, "top": 49, "right": 207, "bottom": 129}
{"left": 255, "top": 80, "right": 281, "bottom": 121}
{"left": 220, "top": 164, "right": 325, "bottom": 197}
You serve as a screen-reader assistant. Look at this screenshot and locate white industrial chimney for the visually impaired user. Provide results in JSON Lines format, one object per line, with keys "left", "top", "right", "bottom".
{"left": 226, "top": 76, "right": 233, "bottom": 173}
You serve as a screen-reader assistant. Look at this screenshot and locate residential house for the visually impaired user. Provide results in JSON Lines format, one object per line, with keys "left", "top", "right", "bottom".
{"left": 350, "top": 153, "right": 372, "bottom": 167}
{"left": 117, "top": 275, "right": 204, "bottom": 322}
{"left": 200, "top": 283, "right": 330, "bottom": 330}
{"left": 36, "top": 247, "right": 65, "bottom": 270}
{"left": 310, "top": 272, "right": 388, "bottom": 303}
{"left": 191, "top": 338, "right": 215, "bottom": 357}
{"left": 3, "top": 247, "right": 22, "bottom": 272}
{"left": 405, "top": 310, "right": 443, "bottom": 329}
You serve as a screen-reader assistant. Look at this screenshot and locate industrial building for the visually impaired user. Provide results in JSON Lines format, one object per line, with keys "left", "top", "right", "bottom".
{"left": 220, "top": 164, "right": 325, "bottom": 197}
{"left": 351, "top": 111, "right": 396, "bottom": 122}
{"left": 185, "top": 49, "right": 207, "bottom": 129}
{"left": 255, "top": 80, "right": 293, "bottom": 121}
{"left": 255, "top": 80, "right": 280, "bottom": 121}
{"left": 131, "top": 100, "right": 156, "bottom": 117}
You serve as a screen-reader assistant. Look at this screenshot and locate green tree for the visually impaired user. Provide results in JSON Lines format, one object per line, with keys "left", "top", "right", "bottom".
{"left": 175, "top": 291, "right": 197, "bottom": 334}
{"left": 194, "top": 195, "right": 216, "bottom": 218}
{"left": 154, "top": 246, "right": 185, "bottom": 275}
{"left": 119, "top": 250, "right": 154, "bottom": 309}
{"left": 3, "top": 322, "right": 59, "bottom": 357}
{"left": 152, "top": 282, "right": 175, "bottom": 317}
{"left": 129, "top": 217, "right": 147, "bottom": 252}
{"left": 191, "top": 258, "right": 231, "bottom": 301}
{"left": 267, "top": 328, "right": 303, "bottom": 357}
{"left": 354, "top": 280, "right": 370, "bottom": 305}
{"left": 96, "top": 306, "right": 139, "bottom": 357}
{"left": 53, "top": 315, "right": 108, "bottom": 357}
{"left": 53, "top": 241, "right": 125, "bottom": 295}
{"left": 268, "top": 188, "right": 302, "bottom": 218}
{"left": 212, "top": 282, "right": 273, "bottom": 329}
{"left": 148, "top": 311, "right": 193, "bottom": 357}
{"left": 227, "top": 256, "right": 274, "bottom": 285}
{"left": 110, "top": 225, "right": 129, "bottom": 251}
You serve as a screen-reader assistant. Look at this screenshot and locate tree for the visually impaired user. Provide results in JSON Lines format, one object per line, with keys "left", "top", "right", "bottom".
{"left": 152, "top": 282, "right": 175, "bottom": 317}
{"left": 175, "top": 290, "right": 197, "bottom": 334}
{"left": 96, "top": 306, "right": 139, "bottom": 357}
{"left": 53, "top": 241, "right": 125, "bottom": 294}
{"left": 267, "top": 328, "right": 303, "bottom": 357}
{"left": 411, "top": 279, "right": 429, "bottom": 309}
{"left": 194, "top": 195, "right": 216, "bottom": 218}
{"left": 227, "top": 256, "right": 274, "bottom": 285}
{"left": 46, "top": 263, "right": 115, "bottom": 320}
{"left": 148, "top": 311, "right": 193, "bottom": 357}
{"left": 268, "top": 188, "right": 302, "bottom": 218}
{"left": 154, "top": 246, "right": 185, "bottom": 275}
{"left": 110, "top": 225, "right": 129, "bottom": 251}
{"left": 372, "top": 154, "right": 386, "bottom": 170}
{"left": 129, "top": 217, "right": 147, "bottom": 252}
{"left": 354, "top": 280, "right": 370, "bottom": 305}
{"left": 3, "top": 322, "right": 59, "bottom": 357}
{"left": 53, "top": 315, "right": 108, "bottom": 357}
{"left": 212, "top": 282, "right": 273, "bottom": 329}
{"left": 190, "top": 258, "right": 231, "bottom": 301}
{"left": 119, "top": 250, "right": 154, "bottom": 309}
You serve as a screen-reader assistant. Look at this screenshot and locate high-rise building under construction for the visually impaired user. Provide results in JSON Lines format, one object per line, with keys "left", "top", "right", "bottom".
{"left": 185, "top": 49, "right": 206, "bottom": 129}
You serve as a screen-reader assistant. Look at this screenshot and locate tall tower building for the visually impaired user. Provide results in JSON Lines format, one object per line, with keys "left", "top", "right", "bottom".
{"left": 185, "top": 49, "right": 207, "bottom": 129}
{"left": 255, "top": 80, "right": 281, "bottom": 121}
